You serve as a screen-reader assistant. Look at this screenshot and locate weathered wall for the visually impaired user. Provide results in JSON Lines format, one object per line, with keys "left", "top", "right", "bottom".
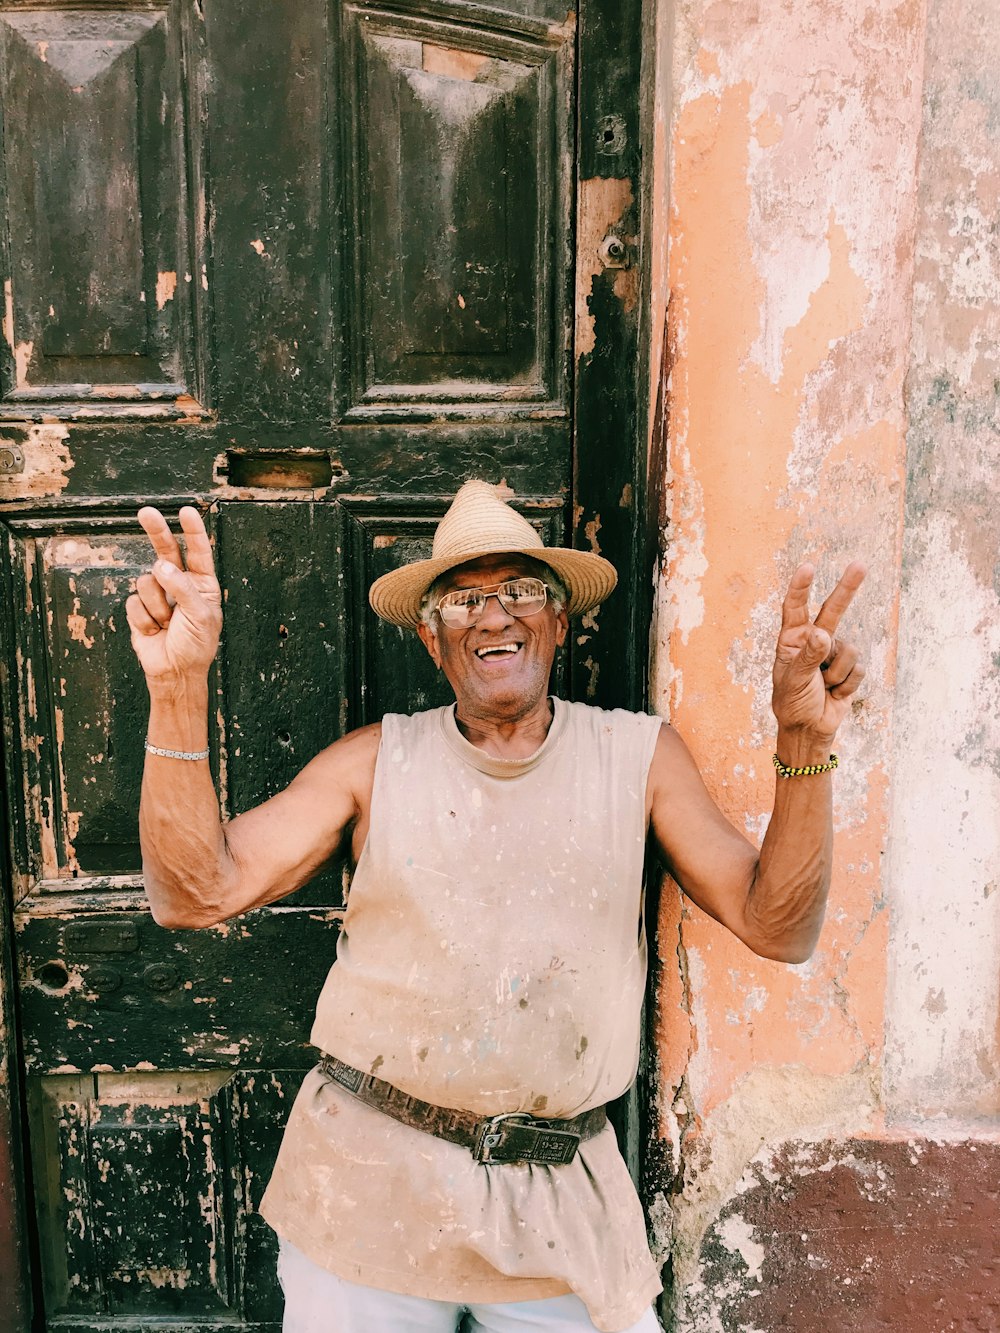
{"left": 648, "top": 0, "right": 999, "bottom": 1324}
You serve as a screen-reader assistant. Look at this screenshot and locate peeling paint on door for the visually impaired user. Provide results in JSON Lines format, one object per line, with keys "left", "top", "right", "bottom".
{"left": 575, "top": 177, "right": 633, "bottom": 360}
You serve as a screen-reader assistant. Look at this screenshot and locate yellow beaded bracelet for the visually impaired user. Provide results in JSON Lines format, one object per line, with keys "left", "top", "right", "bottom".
{"left": 772, "top": 752, "right": 839, "bottom": 779}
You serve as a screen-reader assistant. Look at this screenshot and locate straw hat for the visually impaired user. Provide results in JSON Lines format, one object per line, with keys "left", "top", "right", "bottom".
{"left": 369, "top": 480, "right": 618, "bottom": 629}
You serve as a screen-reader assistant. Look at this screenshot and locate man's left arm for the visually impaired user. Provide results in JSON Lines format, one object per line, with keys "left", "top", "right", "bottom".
{"left": 647, "top": 561, "right": 867, "bottom": 964}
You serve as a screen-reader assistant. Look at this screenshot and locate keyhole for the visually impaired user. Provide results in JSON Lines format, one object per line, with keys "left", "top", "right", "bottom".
{"left": 603, "top": 128, "right": 615, "bottom": 143}
{"left": 38, "top": 961, "right": 70, "bottom": 992}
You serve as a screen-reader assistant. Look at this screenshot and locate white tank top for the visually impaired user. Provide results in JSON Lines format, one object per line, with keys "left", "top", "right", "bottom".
{"left": 310, "top": 698, "right": 661, "bottom": 1118}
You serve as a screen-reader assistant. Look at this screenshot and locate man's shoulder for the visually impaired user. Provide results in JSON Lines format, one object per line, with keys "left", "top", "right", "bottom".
{"left": 373, "top": 705, "right": 453, "bottom": 754}
{"left": 557, "top": 697, "right": 661, "bottom": 727}
{"left": 311, "top": 721, "right": 383, "bottom": 773}
{"left": 556, "top": 697, "right": 663, "bottom": 751}
{"left": 382, "top": 704, "right": 451, "bottom": 729}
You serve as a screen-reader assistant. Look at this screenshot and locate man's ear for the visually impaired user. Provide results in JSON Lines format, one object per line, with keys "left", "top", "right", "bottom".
{"left": 554, "top": 607, "right": 569, "bottom": 647}
{"left": 416, "top": 620, "right": 442, "bottom": 668}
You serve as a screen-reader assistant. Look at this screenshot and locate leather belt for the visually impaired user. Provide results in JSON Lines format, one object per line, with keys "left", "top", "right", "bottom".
{"left": 318, "top": 1054, "right": 606, "bottom": 1165}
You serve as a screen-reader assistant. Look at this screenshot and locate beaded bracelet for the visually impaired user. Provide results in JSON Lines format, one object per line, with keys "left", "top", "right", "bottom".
{"left": 144, "top": 740, "right": 210, "bottom": 761}
{"left": 772, "top": 752, "right": 839, "bottom": 780}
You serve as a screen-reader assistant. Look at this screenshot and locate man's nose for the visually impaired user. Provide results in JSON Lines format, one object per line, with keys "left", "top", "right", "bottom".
{"left": 477, "top": 591, "right": 516, "bottom": 630}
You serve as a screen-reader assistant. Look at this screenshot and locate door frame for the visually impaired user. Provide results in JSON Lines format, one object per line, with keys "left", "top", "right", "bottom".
{"left": 570, "top": 0, "right": 661, "bottom": 1190}
{"left": 0, "top": 0, "right": 663, "bottom": 1322}
{"left": 0, "top": 625, "right": 35, "bottom": 1329}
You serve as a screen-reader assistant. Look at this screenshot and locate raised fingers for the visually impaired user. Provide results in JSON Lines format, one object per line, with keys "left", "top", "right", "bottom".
{"left": 780, "top": 563, "right": 815, "bottom": 630}
{"left": 138, "top": 505, "right": 188, "bottom": 569}
{"left": 813, "top": 561, "right": 867, "bottom": 635}
{"left": 177, "top": 506, "right": 216, "bottom": 578}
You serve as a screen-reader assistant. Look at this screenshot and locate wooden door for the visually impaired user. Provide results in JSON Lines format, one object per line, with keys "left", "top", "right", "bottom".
{"left": 0, "top": 0, "right": 650, "bottom": 1327}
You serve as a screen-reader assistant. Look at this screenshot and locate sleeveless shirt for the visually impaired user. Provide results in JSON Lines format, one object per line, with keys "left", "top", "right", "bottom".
{"left": 260, "top": 699, "right": 663, "bottom": 1332}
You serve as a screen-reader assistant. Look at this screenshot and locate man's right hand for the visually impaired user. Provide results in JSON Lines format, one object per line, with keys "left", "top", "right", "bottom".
{"left": 126, "top": 506, "right": 222, "bottom": 681}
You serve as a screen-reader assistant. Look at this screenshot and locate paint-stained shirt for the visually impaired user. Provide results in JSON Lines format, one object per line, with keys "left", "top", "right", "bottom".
{"left": 260, "top": 699, "right": 663, "bottom": 1333}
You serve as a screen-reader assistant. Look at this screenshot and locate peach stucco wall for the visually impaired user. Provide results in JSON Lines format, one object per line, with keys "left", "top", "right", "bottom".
{"left": 640, "top": 0, "right": 1000, "bottom": 1322}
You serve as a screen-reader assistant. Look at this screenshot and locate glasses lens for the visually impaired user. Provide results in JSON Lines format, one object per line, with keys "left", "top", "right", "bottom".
{"left": 497, "top": 578, "right": 548, "bottom": 617}
{"left": 434, "top": 578, "right": 548, "bottom": 627}
{"left": 437, "top": 588, "right": 486, "bottom": 628}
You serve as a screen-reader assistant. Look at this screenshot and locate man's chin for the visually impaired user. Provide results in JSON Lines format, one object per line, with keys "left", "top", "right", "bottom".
{"left": 459, "top": 675, "right": 548, "bottom": 719}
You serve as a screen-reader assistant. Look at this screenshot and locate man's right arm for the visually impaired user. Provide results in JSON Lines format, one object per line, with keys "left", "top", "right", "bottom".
{"left": 128, "top": 506, "right": 376, "bottom": 929}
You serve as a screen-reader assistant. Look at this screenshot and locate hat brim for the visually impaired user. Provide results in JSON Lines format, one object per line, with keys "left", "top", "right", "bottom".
{"left": 369, "top": 546, "right": 618, "bottom": 629}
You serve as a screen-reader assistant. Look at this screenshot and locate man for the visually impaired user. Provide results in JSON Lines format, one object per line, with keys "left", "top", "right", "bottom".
{"left": 126, "top": 480, "right": 865, "bottom": 1333}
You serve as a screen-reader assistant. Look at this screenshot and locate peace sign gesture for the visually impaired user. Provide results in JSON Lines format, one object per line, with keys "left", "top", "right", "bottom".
{"left": 772, "top": 561, "right": 867, "bottom": 745}
{"left": 125, "top": 506, "right": 223, "bottom": 681}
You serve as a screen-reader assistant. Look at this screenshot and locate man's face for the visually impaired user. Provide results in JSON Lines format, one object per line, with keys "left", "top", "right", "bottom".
{"left": 416, "top": 555, "right": 568, "bottom": 721}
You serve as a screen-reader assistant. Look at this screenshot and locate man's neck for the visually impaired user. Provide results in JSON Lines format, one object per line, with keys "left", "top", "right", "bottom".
{"left": 454, "top": 695, "right": 555, "bottom": 760}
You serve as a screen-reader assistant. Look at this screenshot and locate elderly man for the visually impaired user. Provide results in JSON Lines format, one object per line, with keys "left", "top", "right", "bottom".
{"left": 126, "top": 480, "right": 865, "bottom": 1333}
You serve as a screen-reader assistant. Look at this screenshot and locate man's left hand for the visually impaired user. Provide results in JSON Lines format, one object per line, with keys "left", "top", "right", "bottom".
{"left": 772, "top": 561, "right": 867, "bottom": 745}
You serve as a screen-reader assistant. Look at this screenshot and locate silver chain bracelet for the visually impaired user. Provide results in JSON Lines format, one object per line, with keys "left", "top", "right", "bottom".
{"left": 144, "top": 740, "right": 210, "bottom": 761}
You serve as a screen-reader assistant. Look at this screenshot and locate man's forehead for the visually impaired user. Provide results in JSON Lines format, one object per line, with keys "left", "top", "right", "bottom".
{"left": 438, "top": 554, "right": 540, "bottom": 589}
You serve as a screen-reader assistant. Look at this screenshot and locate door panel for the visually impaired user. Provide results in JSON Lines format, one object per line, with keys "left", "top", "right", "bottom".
{"left": 2, "top": 517, "right": 155, "bottom": 896}
{"left": 215, "top": 502, "right": 350, "bottom": 873}
{"left": 343, "top": 8, "right": 569, "bottom": 408}
{"left": 17, "top": 905, "right": 341, "bottom": 1072}
{"left": 0, "top": 2, "right": 209, "bottom": 416}
{"left": 0, "top": 0, "right": 649, "bottom": 1326}
{"left": 28, "top": 1068, "right": 303, "bottom": 1328}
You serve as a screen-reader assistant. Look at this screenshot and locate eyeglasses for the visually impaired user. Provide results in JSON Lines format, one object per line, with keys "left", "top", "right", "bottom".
{"left": 434, "top": 577, "right": 549, "bottom": 629}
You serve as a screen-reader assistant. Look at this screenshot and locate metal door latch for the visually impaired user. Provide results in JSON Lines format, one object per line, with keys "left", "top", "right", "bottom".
{"left": 598, "top": 233, "right": 630, "bottom": 270}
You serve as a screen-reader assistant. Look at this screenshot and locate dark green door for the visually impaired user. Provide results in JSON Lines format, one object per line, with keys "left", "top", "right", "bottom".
{"left": 0, "top": 1, "right": 649, "bottom": 1327}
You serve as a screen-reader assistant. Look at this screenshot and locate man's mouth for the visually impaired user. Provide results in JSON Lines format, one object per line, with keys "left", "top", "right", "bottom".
{"left": 473, "top": 642, "right": 522, "bottom": 661}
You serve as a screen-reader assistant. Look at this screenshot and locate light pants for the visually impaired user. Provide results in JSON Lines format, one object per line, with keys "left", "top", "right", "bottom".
{"left": 278, "top": 1239, "right": 662, "bottom": 1333}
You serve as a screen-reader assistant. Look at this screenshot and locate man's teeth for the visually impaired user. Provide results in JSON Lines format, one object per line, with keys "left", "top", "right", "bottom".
{"left": 475, "top": 643, "right": 521, "bottom": 658}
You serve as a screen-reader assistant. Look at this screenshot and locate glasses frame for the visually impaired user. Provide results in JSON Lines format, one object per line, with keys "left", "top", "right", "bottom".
{"left": 434, "top": 577, "right": 550, "bottom": 629}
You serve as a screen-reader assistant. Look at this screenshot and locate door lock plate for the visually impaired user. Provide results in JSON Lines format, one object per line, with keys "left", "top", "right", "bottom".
{"left": 0, "top": 443, "right": 24, "bottom": 475}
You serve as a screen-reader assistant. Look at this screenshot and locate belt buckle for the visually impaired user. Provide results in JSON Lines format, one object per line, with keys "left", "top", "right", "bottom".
{"left": 473, "top": 1112, "right": 581, "bottom": 1165}
{"left": 323, "top": 1057, "right": 365, "bottom": 1094}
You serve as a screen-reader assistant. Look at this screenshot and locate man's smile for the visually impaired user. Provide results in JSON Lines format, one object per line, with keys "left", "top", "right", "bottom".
{"left": 473, "top": 641, "right": 524, "bottom": 663}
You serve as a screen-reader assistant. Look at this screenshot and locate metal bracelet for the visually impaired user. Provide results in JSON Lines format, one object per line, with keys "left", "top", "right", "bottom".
{"left": 144, "top": 740, "right": 210, "bottom": 761}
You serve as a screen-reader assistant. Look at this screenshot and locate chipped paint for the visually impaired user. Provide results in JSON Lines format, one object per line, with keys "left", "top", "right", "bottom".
{"left": 154, "top": 271, "right": 178, "bottom": 310}
{"left": 2, "top": 278, "right": 13, "bottom": 350}
{"left": 664, "top": 1064, "right": 878, "bottom": 1325}
{"left": 154, "top": 270, "right": 177, "bottom": 310}
{"left": 714, "top": 1213, "right": 764, "bottom": 1284}
{"left": 0, "top": 424, "right": 73, "bottom": 498}
{"left": 583, "top": 514, "right": 601, "bottom": 555}
{"left": 3, "top": 278, "right": 34, "bottom": 384}
{"left": 575, "top": 178, "right": 633, "bottom": 360}
{"left": 422, "top": 44, "right": 489, "bottom": 82}
{"left": 43, "top": 534, "right": 125, "bottom": 571}
{"left": 13, "top": 337, "right": 33, "bottom": 386}
{"left": 66, "top": 599, "right": 95, "bottom": 649}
